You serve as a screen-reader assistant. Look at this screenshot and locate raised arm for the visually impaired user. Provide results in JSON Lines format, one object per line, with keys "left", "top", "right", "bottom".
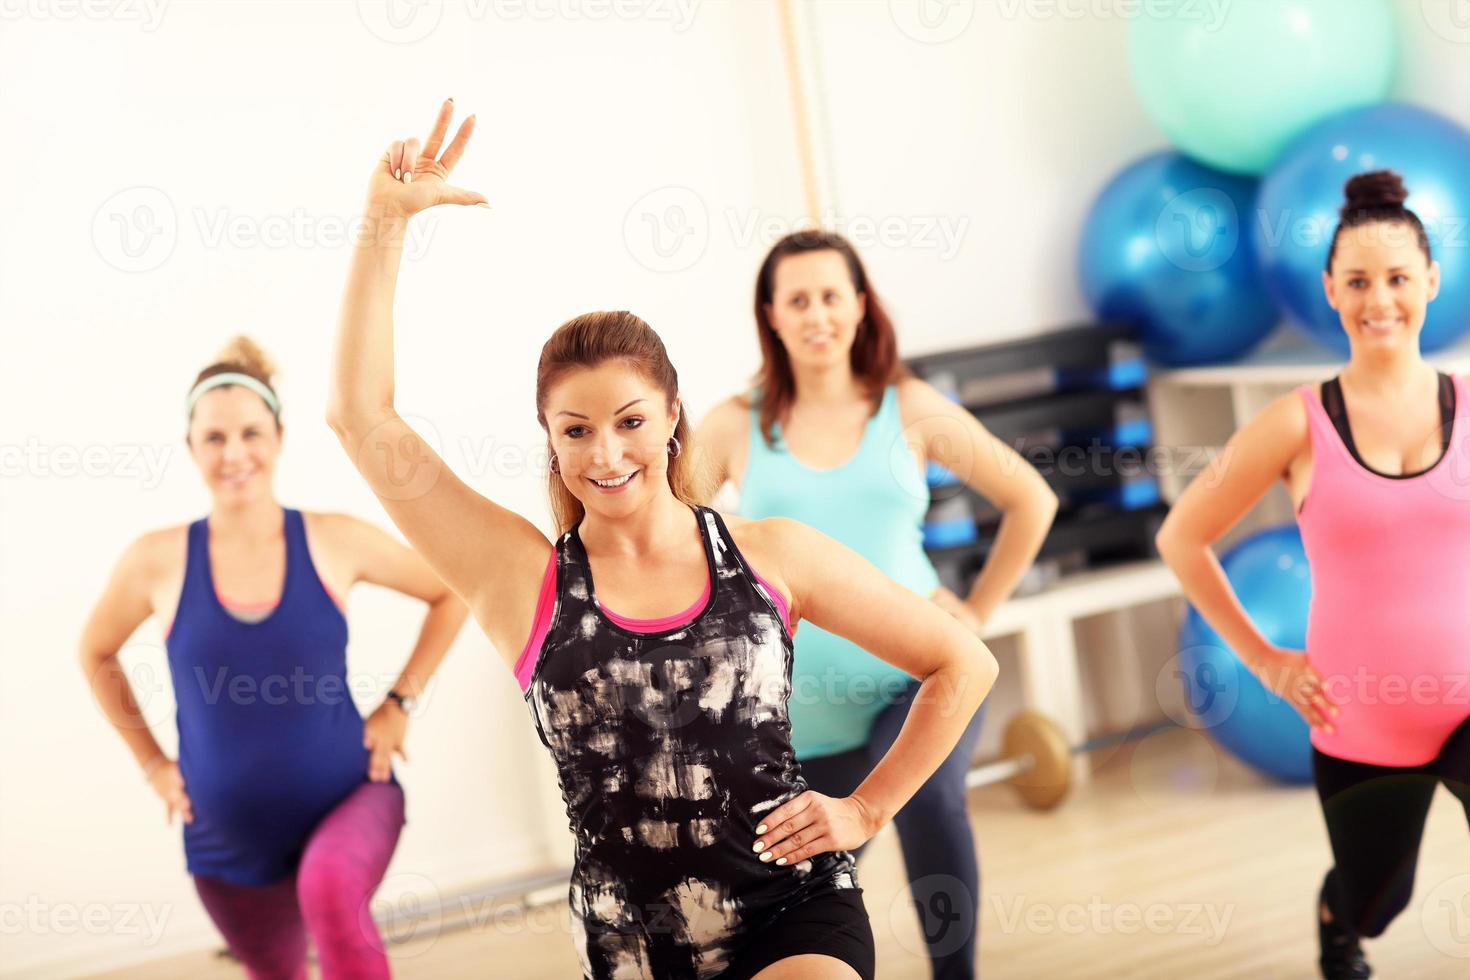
{"left": 1154, "top": 391, "right": 1337, "bottom": 731}
{"left": 750, "top": 516, "right": 998, "bottom": 864}
{"left": 325, "top": 99, "right": 551, "bottom": 656}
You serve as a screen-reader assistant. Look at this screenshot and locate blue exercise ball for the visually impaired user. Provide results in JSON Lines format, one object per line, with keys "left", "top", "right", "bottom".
{"left": 1130, "top": 0, "right": 1396, "bottom": 175}
{"left": 1254, "top": 103, "right": 1470, "bottom": 355}
{"left": 1177, "top": 525, "right": 1313, "bottom": 784}
{"left": 1079, "top": 151, "right": 1279, "bottom": 367}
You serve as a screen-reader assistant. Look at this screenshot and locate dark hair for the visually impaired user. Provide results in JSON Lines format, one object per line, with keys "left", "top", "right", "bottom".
{"left": 750, "top": 230, "right": 909, "bottom": 448}
{"left": 187, "top": 335, "right": 282, "bottom": 431}
{"left": 1326, "top": 170, "right": 1432, "bottom": 273}
{"left": 535, "top": 311, "right": 712, "bottom": 534}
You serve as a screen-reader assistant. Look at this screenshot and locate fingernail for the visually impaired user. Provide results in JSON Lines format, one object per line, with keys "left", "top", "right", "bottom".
{"left": 476, "top": 202, "right": 493, "bottom": 210}
{"left": 759, "top": 852, "right": 773, "bottom": 862}
{"left": 394, "top": 169, "right": 401, "bottom": 180}
{"left": 404, "top": 172, "right": 413, "bottom": 184}
{"left": 752, "top": 842, "right": 765, "bottom": 853}
{"left": 775, "top": 858, "right": 787, "bottom": 866}
{"left": 447, "top": 96, "right": 454, "bottom": 102}
{"left": 755, "top": 823, "right": 767, "bottom": 834}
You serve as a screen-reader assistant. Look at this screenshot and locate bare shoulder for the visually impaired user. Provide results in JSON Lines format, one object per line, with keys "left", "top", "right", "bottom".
{"left": 301, "top": 509, "right": 370, "bottom": 543}
{"left": 1246, "top": 387, "right": 1310, "bottom": 443}
{"left": 131, "top": 523, "right": 189, "bottom": 575}
{"left": 720, "top": 513, "right": 806, "bottom": 569}
{"left": 699, "top": 394, "right": 752, "bottom": 438}
{"left": 720, "top": 512, "right": 800, "bottom": 608}
{"left": 107, "top": 523, "right": 189, "bottom": 601}
{"left": 895, "top": 375, "right": 970, "bottom": 431}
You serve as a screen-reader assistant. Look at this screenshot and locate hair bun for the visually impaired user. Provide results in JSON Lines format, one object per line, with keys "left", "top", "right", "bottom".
{"left": 212, "top": 335, "right": 278, "bottom": 384}
{"left": 1342, "top": 170, "right": 1409, "bottom": 215}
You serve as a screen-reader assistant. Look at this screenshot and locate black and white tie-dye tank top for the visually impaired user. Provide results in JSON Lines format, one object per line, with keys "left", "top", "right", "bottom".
{"left": 524, "top": 504, "right": 860, "bottom": 979}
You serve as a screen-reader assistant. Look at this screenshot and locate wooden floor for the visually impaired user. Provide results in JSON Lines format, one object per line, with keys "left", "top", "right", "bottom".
{"left": 89, "top": 728, "right": 1470, "bottom": 979}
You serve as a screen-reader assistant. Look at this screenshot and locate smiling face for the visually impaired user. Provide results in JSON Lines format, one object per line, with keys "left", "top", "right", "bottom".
{"left": 1323, "top": 221, "right": 1440, "bottom": 352}
{"left": 545, "top": 360, "right": 680, "bottom": 520}
{"left": 186, "top": 386, "right": 282, "bottom": 505}
{"left": 763, "top": 249, "right": 868, "bottom": 371}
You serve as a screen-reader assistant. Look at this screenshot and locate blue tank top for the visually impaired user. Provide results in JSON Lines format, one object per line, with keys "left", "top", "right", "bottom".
{"left": 166, "top": 508, "right": 382, "bottom": 885}
{"left": 739, "top": 385, "right": 939, "bottom": 758}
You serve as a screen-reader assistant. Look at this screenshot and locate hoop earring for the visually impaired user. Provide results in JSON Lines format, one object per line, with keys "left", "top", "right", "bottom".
{"left": 667, "top": 437, "right": 682, "bottom": 459}
{"left": 549, "top": 453, "right": 560, "bottom": 474}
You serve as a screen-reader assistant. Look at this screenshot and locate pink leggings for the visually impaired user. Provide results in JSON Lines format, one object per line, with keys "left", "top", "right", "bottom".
{"left": 193, "top": 782, "right": 405, "bottom": 980}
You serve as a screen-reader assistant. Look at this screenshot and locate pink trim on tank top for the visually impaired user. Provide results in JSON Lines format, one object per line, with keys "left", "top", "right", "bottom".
{"left": 513, "top": 549, "right": 791, "bottom": 692}
{"left": 162, "top": 583, "right": 347, "bottom": 641}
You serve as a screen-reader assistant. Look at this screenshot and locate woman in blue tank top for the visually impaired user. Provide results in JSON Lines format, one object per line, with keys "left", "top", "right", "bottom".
{"left": 696, "top": 231, "right": 1058, "bottom": 979}
{"left": 324, "top": 101, "right": 998, "bottom": 979}
{"left": 79, "top": 337, "right": 468, "bottom": 979}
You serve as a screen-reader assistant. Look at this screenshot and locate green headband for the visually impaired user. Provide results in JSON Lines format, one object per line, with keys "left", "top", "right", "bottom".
{"left": 185, "top": 372, "right": 281, "bottom": 420}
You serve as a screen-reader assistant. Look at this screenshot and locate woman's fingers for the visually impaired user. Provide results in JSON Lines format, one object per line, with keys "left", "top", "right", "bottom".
{"left": 389, "top": 140, "right": 405, "bottom": 180}
{"left": 421, "top": 98, "right": 454, "bottom": 159}
{"left": 439, "top": 114, "right": 476, "bottom": 173}
{"left": 369, "top": 742, "right": 394, "bottom": 782}
{"left": 440, "top": 184, "right": 489, "bottom": 207}
{"left": 754, "top": 805, "right": 820, "bottom": 861}
{"left": 402, "top": 137, "right": 421, "bottom": 184}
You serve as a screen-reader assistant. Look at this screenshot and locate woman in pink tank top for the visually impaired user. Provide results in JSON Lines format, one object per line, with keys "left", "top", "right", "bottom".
{"left": 1158, "top": 170, "right": 1470, "bottom": 980}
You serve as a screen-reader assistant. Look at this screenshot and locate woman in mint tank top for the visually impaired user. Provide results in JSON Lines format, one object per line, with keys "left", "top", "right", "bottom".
{"left": 696, "top": 230, "right": 1057, "bottom": 979}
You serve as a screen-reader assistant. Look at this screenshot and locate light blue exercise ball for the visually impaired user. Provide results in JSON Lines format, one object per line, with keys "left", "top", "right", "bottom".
{"left": 1254, "top": 102, "right": 1470, "bottom": 355}
{"left": 1130, "top": 0, "right": 1396, "bottom": 175}
{"left": 1177, "top": 525, "right": 1313, "bottom": 784}
{"left": 1079, "top": 151, "right": 1279, "bottom": 367}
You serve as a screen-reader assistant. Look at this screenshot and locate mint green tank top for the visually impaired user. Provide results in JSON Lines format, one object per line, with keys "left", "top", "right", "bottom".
{"left": 738, "top": 384, "right": 939, "bottom": 758}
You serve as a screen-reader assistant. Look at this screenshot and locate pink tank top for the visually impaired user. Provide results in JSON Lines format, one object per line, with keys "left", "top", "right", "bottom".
{"left": 1296, "top": 374, "right": 1470, "bottom": 766}
{"left": 513, "top": 551, "right": 791, "bottom": 692}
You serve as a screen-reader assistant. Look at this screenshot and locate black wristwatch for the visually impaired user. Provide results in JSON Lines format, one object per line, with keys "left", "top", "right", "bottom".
{"left": 386, "top": 689, "right": 416, "bottom": 713}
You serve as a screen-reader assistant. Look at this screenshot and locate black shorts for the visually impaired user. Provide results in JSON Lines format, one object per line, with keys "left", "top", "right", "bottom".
{"left": 722, "top": 886, "right": 875, "bottom": 980}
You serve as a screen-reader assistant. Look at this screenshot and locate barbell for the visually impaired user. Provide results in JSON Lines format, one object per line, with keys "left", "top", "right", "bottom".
{"left": 966, "top": 711, "right": 1178, "bottom": 810}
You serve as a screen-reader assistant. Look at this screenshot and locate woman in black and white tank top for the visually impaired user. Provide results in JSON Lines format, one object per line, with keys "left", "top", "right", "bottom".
{"left": 328, "top": 100, "right": 999, "bottom": 979}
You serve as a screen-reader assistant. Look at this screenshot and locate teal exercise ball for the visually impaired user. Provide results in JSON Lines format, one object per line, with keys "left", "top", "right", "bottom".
{"left": 1129, "top": 0, "right": 1397, "bottom": 175}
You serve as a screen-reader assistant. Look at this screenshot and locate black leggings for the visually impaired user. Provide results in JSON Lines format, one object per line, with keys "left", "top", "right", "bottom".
{"left": 1313, "top": 712, "right": 1470, "bottom": 938}
{"left": 798, "top": 680, "right": 987, "bottom": 980}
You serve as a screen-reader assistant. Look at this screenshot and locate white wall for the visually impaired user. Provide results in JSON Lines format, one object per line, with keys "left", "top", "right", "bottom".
{"left": 4, "top": 1, "right": 1469, "bottom": 976}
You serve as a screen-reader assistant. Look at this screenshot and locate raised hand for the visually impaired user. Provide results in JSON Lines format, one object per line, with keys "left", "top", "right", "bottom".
{"left": 366, "top": 98, "right": 488, "bottom": 219}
